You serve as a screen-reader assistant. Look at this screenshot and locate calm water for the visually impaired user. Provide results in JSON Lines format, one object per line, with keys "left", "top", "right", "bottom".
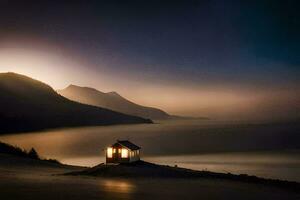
{"left": 0, "top": 120, "right": 299, "bottom": 181}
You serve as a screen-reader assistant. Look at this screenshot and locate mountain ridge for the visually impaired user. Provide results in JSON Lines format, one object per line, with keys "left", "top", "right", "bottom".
{"left": 58, "top": 84, "right": 171, "bottom": 119}
{"left": 0, "top": 72, "right": 152, "bottom": 134}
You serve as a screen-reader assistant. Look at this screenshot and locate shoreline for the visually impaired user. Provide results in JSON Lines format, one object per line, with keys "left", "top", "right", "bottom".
{"left": 64, "top": 160, "right": 300, "bottom": 191}
{"left": 0, "top": 153, "right": 299, "bottom": 200}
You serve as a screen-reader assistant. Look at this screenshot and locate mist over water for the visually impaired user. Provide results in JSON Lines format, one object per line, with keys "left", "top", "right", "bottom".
{"left": 0, "top": 120, "right": 299, "bottom": 181}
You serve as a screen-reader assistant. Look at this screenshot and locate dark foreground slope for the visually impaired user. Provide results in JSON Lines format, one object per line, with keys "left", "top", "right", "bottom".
{"left": 0, "top": 73, "right": 151, "bottom": 134}
{"left": 66, "top": 160, "right": 300, "bottom": 190}
{"left": 0, "top": 141, "right": 60, "bottom": 164}
{"left": 0, "top": 142, "right": 299, "bottom": 200}
{"left": 58, "top": 85, "right": 171, "bottom": 119}
{"left": 0, "top": 141, "right": 85, "bottom": 174}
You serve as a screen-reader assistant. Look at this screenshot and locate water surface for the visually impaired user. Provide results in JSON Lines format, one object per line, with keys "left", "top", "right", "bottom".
{"left": 0, "top": 120, "right": 299, "bottom": 181}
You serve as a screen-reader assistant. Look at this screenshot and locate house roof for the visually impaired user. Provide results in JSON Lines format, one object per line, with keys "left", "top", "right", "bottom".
{"left": 114, "top": 140, "right": 141, "bottom": 150}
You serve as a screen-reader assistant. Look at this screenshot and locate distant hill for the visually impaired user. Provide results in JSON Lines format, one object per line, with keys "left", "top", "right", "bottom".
{"left": 58, "top": 85, "right": 171, "bottom": 119}
{"left": 0, "top": 73, "right": 152, "bottom": 134}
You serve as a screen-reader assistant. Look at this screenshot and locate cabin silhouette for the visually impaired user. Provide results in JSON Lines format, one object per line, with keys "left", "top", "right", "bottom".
{"left": 106, "top": 140, "right": 141, "bottom": 164}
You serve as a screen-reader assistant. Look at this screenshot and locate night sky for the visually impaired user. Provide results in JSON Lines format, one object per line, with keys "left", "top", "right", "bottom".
{"left": 0, "top": 0, "right": 299, "bottom": 120}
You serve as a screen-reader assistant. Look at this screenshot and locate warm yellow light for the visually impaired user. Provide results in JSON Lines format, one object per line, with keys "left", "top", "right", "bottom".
{"left": 121, "top": 148, "right": 128, "bottom": 158}
{"left": 107, "top": 147, "right": 113, "bottom": 158}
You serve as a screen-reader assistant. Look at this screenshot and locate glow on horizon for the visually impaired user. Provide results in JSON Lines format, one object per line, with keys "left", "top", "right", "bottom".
{"left": 0, "top": 47, "right": 95, "bottom": 89}
{"left": 0, "top": 46, "right": 298, "bottom": 121}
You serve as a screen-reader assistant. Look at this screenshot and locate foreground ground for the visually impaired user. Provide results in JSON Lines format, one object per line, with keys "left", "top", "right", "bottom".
{"left": 0, "top": 153, "right": 299, "bottom": 200}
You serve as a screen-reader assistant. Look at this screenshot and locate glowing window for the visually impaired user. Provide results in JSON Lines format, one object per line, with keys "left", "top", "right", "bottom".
{"left": 121, "top": 149, "right": 128, "bottom": 158}
{"left": 113, "top": 148, "right": 116, "bottom": 153}
{"left": 107, "top": 147, "right": 113, "bottom": 158}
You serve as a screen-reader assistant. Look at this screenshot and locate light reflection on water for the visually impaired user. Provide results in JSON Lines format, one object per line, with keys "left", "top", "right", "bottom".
{"left": 101, "top": 179, "right": 136, "bottom": 193}
{"left": 98, "top": 179, "right": 137, "bottom": 199}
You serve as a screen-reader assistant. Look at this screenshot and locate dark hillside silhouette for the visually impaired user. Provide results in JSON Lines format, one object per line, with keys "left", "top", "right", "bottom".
{"left": 28, "top": 148, "right": 39, "bottom": 159}
{"left": 0, "top": 73, "right": 152, "bottom": 134}
{"left": 0, "top": 141, "right": 28, "bottom": 157}
{"left": 0, "top": 141, "right": 60, "bottom": 164}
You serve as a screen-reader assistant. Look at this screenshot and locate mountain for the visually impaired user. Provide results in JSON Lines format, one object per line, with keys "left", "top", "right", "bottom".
{"left": 58, "top": 85, "right": 171, "bottom": 119}
{"left": 0, "top": 73, "right": 152, "bottom": 134}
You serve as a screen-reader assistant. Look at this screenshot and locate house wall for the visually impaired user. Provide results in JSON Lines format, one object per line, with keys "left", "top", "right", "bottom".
{"left": 106, "top": 144, "right": 130, "bottom": 163}
{"left": 106, "top": 143, "right": 140, "bottom": 163}
{"left": 129, "top": 150, "right": 140, "bottom": 162}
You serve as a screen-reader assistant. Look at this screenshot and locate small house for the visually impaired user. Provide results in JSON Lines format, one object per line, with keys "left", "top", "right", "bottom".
{"left": 106, "top": 140, "right": 141, "bottom": 164}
